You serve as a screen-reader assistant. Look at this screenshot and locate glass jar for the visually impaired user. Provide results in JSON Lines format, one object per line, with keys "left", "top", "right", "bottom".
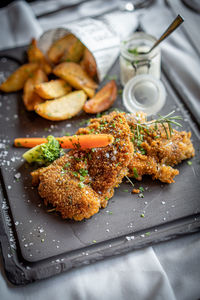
{"left": 120, "top": 32, "right": 161, "bottom": 86}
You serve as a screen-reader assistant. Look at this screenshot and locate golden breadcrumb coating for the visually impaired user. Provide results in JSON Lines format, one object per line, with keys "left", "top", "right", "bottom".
{"left": 32, "top": 112, "right": 134, "bottom": 220}
{"left": 126, "top": 112, "right": 195, "bottom": 183}
{"left": 76, "top": 112, "right": 134, "bottom": 206}
{"left": 37, "top": 156, "right": 101, "bottom": 221}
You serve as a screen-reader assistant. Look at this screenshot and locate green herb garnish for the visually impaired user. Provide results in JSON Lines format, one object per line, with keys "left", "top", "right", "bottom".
{"left": 133, "top": 167, "right": 138, "bottom": 179}
{"left": 22, "top": 135, "right": 64, "bottom": 166}
{"left": 128, "top": 48, "right": 139, "bottom": 55}
{"left": 64, "top": 162, "right": 70, "bottom": 168}
{"left": 79, "top": 168, "right": 88, "bottom": 176}
{"left": 134, "top": 111, "right": 182, "bottom": 140}
{"left": 125, "top": 175, "right": 134, "bottom": 188}
{"left": 78, "top": 182, "right": 85, "bottom": 189}
{"left": 79, "top": 176, "right": 85, "bottom": 182}
{"left": 72, "top": 171, "right": 78, "bottom": 177}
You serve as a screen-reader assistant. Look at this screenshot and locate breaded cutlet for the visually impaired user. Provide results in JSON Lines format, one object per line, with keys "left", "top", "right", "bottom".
{"left": 76, "top": 112, "right": 134, "bottom": 206}
{"left": 32, "top": 112, "right": 134, "bottom": 220}
{"left": 126, "top": 112, "right": 195, "bottom": 183}
{"left": 32, "top": 111, "right": 195, "bottom": 220}
{"left": 35, "top": 155, "right": 101, "bottom": 221}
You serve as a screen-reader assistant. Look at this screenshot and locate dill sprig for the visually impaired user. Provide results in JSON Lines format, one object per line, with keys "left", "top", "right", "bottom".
{"left": 135, "top": 110, "right": 182, "bottom": 140}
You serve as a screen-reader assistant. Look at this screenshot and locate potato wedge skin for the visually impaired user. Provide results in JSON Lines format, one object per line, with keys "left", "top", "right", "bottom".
{"left": 28, "top": 38, "right": 52, "bottom": 74}
{"left": 47, "top": 34, "right": 77, "bottom": 64}
{"left": 35, "top": 79, "right": 72, "bottom": 99}
{"left": 60, "top": 39, "right": 85, "bottom": 63}
{"left": 53, "top": 62, "right": 98, "bottom": 97}
{"left": 82, "top": 87, "right": 95, "bottom": 99}
{"left": 0, "top": 63, "right": 39, "bottom": 92}
{"left": 23, "top": 69, "right": 48, "bottom": 111}
{"left": 35, "top": 90, "right": 87, "bottom": 121}
{"left": 80, "top": 48, "right": 97, "bottom": 78}
{"left": 83, "top": 80, "right": 117, "bottom": 114}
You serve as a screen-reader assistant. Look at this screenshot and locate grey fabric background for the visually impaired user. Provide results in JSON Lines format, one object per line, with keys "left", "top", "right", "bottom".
{"left": 0, "top": 0, "right": 200, "bottom": 299}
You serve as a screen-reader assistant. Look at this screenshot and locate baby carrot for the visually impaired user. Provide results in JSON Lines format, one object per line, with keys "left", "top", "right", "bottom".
{"left": 14, "top": 134, "right": 114, "bottom": 149}
{"left": 14, "top": 138, "right": 47, "bottom": 148}
{"left": 57, "top": 134, "right": 114, "bottom": 149}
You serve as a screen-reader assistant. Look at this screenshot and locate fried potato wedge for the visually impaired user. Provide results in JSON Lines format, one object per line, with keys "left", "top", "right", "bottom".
{"left": 23, "top": 69, "right": 48, "bottom": 111}
{"left": 35, "top": 90, "right": 87, "bottom": 121}
{"left": 35, "top": 79, "right": 72, "bottom": 99}
{"left": 47, "top": 34, "right": 77, "bottom": 64}
{"left": 60, "top": 39, "right": 85, "bottom": 63}
{"left": 0, "top": 63, "right": 39, "bottom": 92}
{"left": 80, "top": 48, "right": 97, "bottom": 78}
{"left": 82, "top": 87, "right": 95, "bottom": 98}
{"left": 53, "top": 62, "right": 98, "bottom": 98}
{"left": 27, "top": 39, "right": 52, "bottom": 74}
{"left": 83, "top": 80, "right": 117, "bottom": 114}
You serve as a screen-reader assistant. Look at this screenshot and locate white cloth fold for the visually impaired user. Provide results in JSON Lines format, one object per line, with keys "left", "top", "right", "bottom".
{"left": 0, "top": 1, "right": 42, "bottom": 50}
{"left": 1, "top": 233, "right": 200, "bottom": 300}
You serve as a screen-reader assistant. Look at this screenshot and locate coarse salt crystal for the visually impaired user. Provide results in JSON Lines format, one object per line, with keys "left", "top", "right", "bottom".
{"left": 0, "top": 143, "right": 5, "bottom": 149}
{"left": 126, "top": 236, "right": 135, "bottom": 241}
{"left": 14, "top": 172, "right": 21, "bottom": 179}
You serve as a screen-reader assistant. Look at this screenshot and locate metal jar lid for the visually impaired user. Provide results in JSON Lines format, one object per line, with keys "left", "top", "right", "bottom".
{"left": 122, "top": 74, "right": 166, "bottom": 116}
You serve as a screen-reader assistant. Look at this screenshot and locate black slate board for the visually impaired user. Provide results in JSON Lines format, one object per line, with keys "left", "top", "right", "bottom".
{"left": 0, "top": 45, "right": 200, "bottom": 285}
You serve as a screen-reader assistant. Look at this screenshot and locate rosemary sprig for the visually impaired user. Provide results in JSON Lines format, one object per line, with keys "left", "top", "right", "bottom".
{"left": 125, "top": 175, "right": 135, "bottom": 188}
{"left": 47, "top": 208, "right": 56, "bottom": 213}
{"left": 135, "top": 110, "right": 182, "bottom": 140}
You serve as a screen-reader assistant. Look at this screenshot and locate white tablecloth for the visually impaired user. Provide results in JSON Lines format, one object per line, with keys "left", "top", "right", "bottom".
{"left": 0, "top": 1, "right": 200, "bottom": 299}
